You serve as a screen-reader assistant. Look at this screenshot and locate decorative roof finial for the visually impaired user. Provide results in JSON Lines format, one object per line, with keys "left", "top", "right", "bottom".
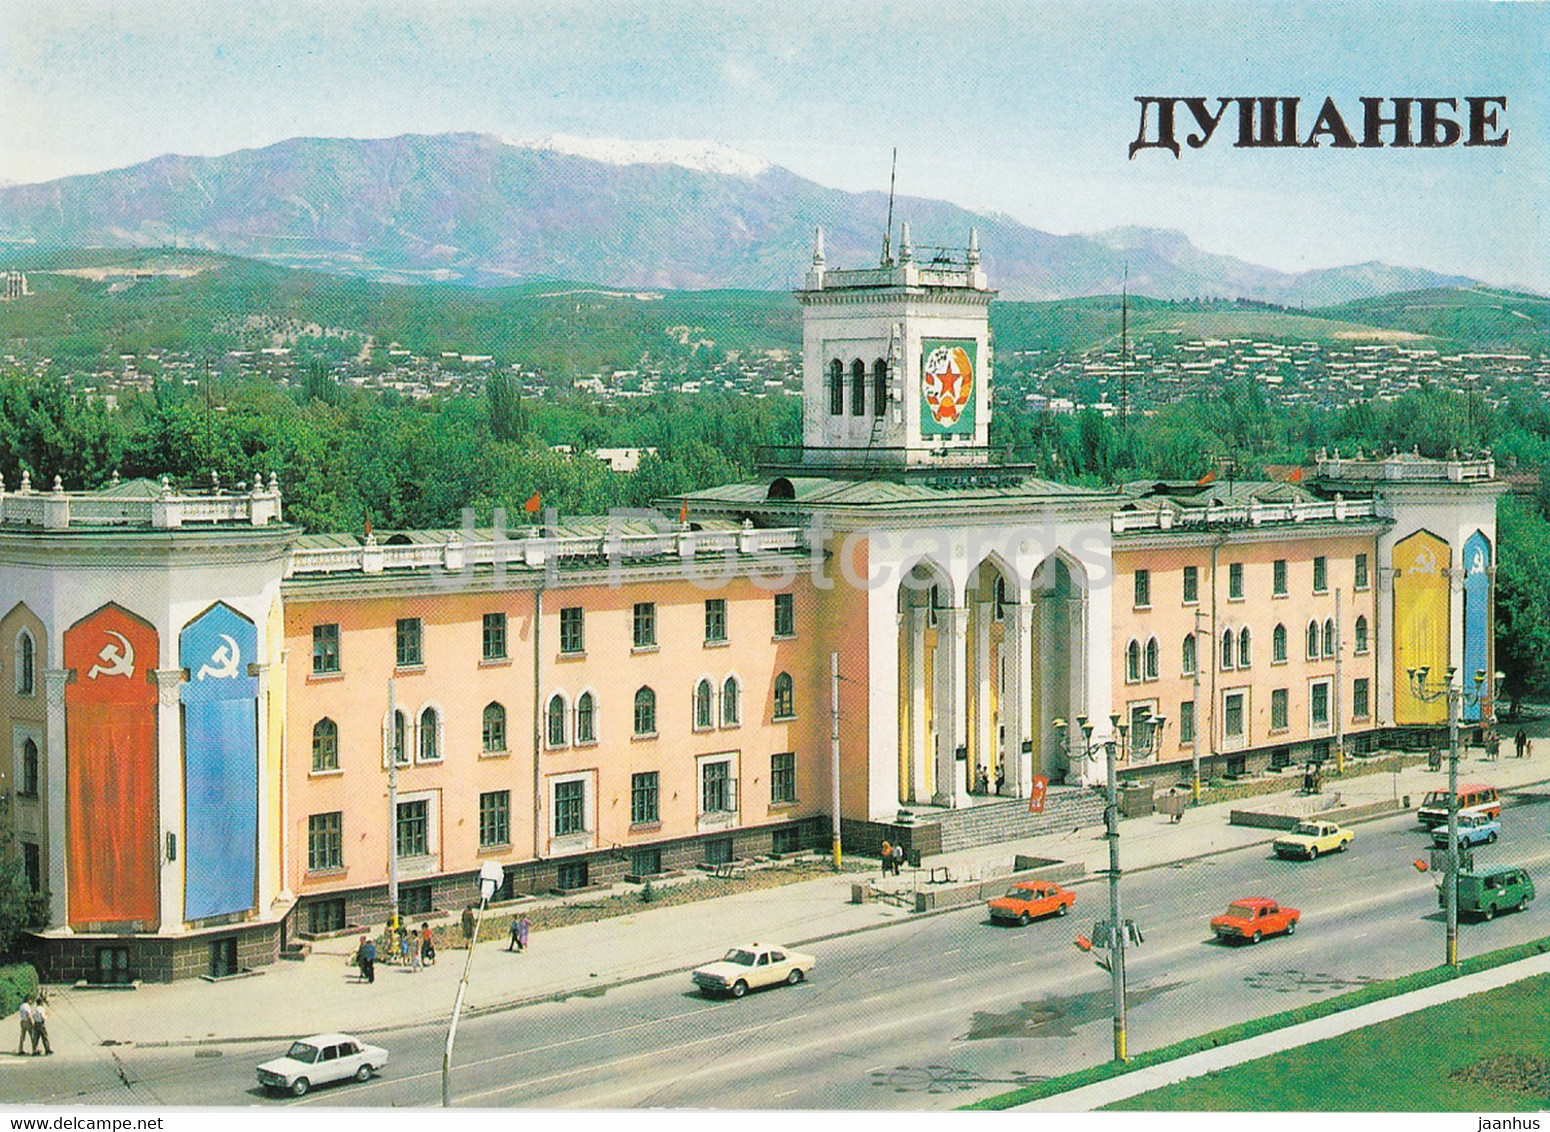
{"left": 812, "top": 226, "right": 825, "bottom": 266}
{"left": 160, "top": 474, "right": 173, "bottom": 498}
{"left": 110, "top": 469, "right": 120, "bottom": 486}
{"left": 19, "top": 469, "right": 31, "bottom": 493}
{"left": 967, "top": 226, "right": 981, "bottom": 266}
{"left": 52, "top": 475, "right": 63, "bottom": 494}
{"left": 268, "top": 470, "right": 280, "bottom": 494}
{"left": 899, "top": 221, "right": 913, "bottom": 263}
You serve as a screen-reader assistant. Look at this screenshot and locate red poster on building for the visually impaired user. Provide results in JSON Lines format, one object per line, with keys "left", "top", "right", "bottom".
{"left": 1027, "top": 774, "right": 1050, "bottom": 815}
{"left": 63, "top": 604, "right": 160, "bottom": 929}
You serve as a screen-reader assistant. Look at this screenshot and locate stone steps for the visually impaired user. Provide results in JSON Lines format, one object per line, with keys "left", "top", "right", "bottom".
{"left": 932, "top": 789, "right": 1107, "bottom": 854}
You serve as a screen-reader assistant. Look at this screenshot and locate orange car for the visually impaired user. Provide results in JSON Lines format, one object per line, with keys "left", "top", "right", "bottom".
{"left": 988, "top": 880, "right": 1076, "bottom": 925}
{"left": 1211, "top": 897, "right": 1300, "bottom": 944}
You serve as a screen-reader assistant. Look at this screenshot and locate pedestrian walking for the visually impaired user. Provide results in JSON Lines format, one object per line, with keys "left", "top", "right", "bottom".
{"left": 1516, "top": 728, "right": 1529, "bottom": 758}
{"left": 891, "top": 842, "right": 905, "bottom": 875}
{"left": 16, "top": 994, "right": 34, "bottom": 1055}
{"left": 515, "top": 915, "right": 530, "bottom": 953}
{"left": 398, "top": 926, "right": 411, "bottom": 968}
{"left": 461, "top": 904, "right": 476, "bottom": 943}
{"left": 880, "top": 839, "right": 892, "bottom": 876}
{"left": 508, "top": 915, "right": 521, "bottom": 951}
{"left": 29, "top": 993, "right": 51, "bottom": 1056}
{"left": 356, "top": 934, "right": 377, "bottom": 983}
{"left": 420, "top": 922, "right": 436, "bottom": 966}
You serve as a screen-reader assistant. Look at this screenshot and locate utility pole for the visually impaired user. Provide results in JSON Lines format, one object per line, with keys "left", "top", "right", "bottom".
{"left": 1104, "top": 716, "right": 1128, "bottom": 1061}
{"left": 830, "top": 651, "right": 842, "bottom": 870}
{"left": 1334, "top": 588, "right": 1345, "bottom": 775}
{"left": 1191, "top": 608, "right": 1202, "bottom": 803}
{"left": 387, "top": 677, "right": 399, "bottom": 932}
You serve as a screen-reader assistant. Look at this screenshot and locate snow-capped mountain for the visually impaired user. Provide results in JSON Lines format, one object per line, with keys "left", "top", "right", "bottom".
{"left": 504, "top": 134, "right": 772, "bottom": 178}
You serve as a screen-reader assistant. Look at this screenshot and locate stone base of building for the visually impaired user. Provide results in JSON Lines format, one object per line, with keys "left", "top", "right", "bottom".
{"left": 28, "top": 913, "right": 290, "bottom": 985}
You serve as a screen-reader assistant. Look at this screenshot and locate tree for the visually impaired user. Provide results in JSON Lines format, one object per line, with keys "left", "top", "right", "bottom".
{"left": 487, "top": 372, "right": 526, "bottom": 443}
{"left": 0, "top": 794, "right": 48, "bottom": 957}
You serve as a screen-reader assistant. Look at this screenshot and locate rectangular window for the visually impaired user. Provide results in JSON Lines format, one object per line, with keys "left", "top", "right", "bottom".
{"left": 1134, "top": 569, "right": 1151, "bottom": 608}
{"left": 22, "top": 842, "right": 41, "bottom": 894}
{"left": 1273, "top": 559, "right": 1288, "bottom": 596}
{"left": 312, "top": 623, "right": 340, "bottom": 674}
{"left": 306, "top": 898, "right": 346, "bottom": 935}
{"left": 1313, "top": 556, "right": 1328, "bottom": 593}
{"left": 1228, "top": 562, "right": 1244, "bottom": 600}
{"left": 559, "top": 607, "right": 585, "bottom": 654}
{"left": 307, "top": 812, "right": 343, "bottom": 871}
{"left": 1182, "top": 565, "right": 1199, "bottom": 604}
{"left": 632, "top": 602, "right": 657, "bottom": 648}
{"left": 1355, "top": 552, "right": 1370, "bottom": 590}
{"left": 1353, "top": 677, "right": 1370, "bottom": 719}
{"left": 479, "top": 790, "right": 511, "bottom": 848}
{"left": 702, "top": 760, "right": 733, "bottom": 814}
{"left": 774, "top": 592, "right": 796, "bottom": 638}
{"left": 1271, "top": 747, "right": 1292, "bottom": 769}
{"left": 703, "top": 837, "right": 734, "bottom": 866}
{"left": 556, "top": 861, "right": 589, "bottom": 890}
{"left": 1179, "top": 701, "right": 1195, "bottom": 745}
{"left": 399, "top": 885, "right": 433, "bottom": 916}
{"left": 1224, "top": 692, "right": 1245, "bottom": 739}
{"left": 771, "top": 752, "right": 797, "bottom": 804}
{"left": 396, "top": 799, "right": 429, "bottom": 858}
{"left": 395, "top": 618, "right": 423, "bottom": 667}
{"left": 554, "top": 779, "right": 586, "bottom": 836}
{"left": 1311, "top": 681, "right": 1331, "bottom": 728}
{"left": 1271, "top": 688, "right": 1289, "bottom": 731}
{"left": 631, "top": 848, "right": 662, "bottom": 878}
{"left": 482, "top": 613, "right": 507, "bottom": 661}
{"left": 704, "top": 598, "right": 728, "bottom": 643}
{"left": 631, "top": 771, "right": 660, "bottom": 825}
{"left": 772, "top": 826, "right": 802, "bottom": 855}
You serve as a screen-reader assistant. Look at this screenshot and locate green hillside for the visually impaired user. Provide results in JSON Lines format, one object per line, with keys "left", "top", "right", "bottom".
{"left": 1314, "top": 287, "right": 1550, "bottom": 352}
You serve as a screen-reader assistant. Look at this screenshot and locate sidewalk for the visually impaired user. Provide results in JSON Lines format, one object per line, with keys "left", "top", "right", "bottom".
{"left": 36, "top": 744, "right": 1550, "bottom": 1058}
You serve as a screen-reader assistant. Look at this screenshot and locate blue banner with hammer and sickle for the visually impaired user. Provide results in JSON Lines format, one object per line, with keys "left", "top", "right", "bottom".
{"left": 180, "top": 603, "right": 259, "bottom": 921}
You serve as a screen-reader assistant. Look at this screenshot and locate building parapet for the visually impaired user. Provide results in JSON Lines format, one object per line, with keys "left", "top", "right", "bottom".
{"left": 286, "top": 525, "right": 807, "bottom": 577}
{"left": 1315, "top": 448, "right": 1496, "bottom": 483}
{"left": 1112, "top": 497, "right": 1384, "bottom": 534}
{"left": 0, "top": 472, "right": 284, "bottom": 530}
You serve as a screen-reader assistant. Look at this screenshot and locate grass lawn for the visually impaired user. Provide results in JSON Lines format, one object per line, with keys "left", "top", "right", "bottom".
{"left": 1105, "top": 972, "right": 1550, "bottom": 1111}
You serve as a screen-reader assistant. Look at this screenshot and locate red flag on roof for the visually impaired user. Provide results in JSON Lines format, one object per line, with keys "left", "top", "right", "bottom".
{"left": 523, "top": 492, "right": 541, "bottom": 513}
{"left": 1286, "top": 466, "right": 1305, "bottom": 483}
{"left": 679, "top": 500, "right": 689, "bottom": 524}
{"left": 1195, "top": 468, "right": 1217, "bottom": 486}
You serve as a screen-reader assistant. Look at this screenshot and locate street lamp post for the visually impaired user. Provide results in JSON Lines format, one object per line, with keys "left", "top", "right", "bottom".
{"left": 1101, "top": 715, "right": 1127, "bottom": 1062}
{"left": 443, "top": 859, "right": 505, "bottom": 1107}
{"left": 1407, "top": 666, "right": 1501, "bottom": 969}
{"left": 1052, "top": 715, "right": 1096, "bottom": 785}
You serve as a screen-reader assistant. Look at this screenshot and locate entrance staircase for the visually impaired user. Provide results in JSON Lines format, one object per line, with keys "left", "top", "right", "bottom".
{"left": 930, "top": 786, "right": 1107, "bottom": 854}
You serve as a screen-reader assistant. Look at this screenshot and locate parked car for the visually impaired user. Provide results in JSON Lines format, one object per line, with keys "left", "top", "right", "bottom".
{"left": 1450, "top": 867, "right": 1536, "bottom": 921}
{"left": 691, "top": 943, "right": 815, "bottom": 998}
{"left": 1431, "top": 812, "right": 1501, "bottom": 851}
{"left": 1417, "top": 782, "right": 1500, "bottom": 829}
{"left": 1272, "top": 821, "right": 1354, "bottom": 860}
{"left": 1210, "top": 898, "right": 1301, "bottom": 944}
{"left": 988, "top": 879, "right": 1076, "bottom": 925}
{"left": 256, "top": 1033, "right": 388, "bottom": 1097}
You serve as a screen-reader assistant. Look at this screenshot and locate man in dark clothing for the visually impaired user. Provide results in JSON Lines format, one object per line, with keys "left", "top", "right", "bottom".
{"left": 1516, "top": 729, "right": 1529, "bottom": 758}
{"left": 357, "top": 935, "right": 377, "bottom": 983}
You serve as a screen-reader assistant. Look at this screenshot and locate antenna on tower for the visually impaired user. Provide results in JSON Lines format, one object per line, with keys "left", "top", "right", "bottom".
{"left": 881, "top": 148, "right": 898, "bottom": 266}
{"left": 1120, "top": 263, "right": 1130, "bottom": 424}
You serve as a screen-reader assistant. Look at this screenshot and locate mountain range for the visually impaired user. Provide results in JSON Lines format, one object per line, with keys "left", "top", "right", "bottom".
{"left": 0, "top": 132, "right": 1478, "bottom": 304}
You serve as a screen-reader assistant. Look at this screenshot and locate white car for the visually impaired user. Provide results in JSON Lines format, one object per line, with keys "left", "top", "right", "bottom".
{"left": 256, "top": 1032, "right": 389, "bottom": 1097}
{"left": 691, "top": 943, "right": 815, "bottom": 998}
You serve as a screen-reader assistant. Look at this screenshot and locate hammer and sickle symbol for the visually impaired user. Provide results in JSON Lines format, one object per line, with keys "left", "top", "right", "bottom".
{"left": 196, "top": 634, "right": 242, "bottom": 681}
{"left": 86, "top": 631, "right": 135, "bottom": 680}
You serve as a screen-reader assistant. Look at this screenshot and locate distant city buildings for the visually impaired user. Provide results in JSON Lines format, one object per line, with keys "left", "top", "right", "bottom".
{"left": 2, "top": 270, "right": 28, "bottom": 300}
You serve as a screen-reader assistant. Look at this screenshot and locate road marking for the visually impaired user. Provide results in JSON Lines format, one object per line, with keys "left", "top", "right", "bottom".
{"left": 774, "top": 1087, "right": 800, "bottom": 1099}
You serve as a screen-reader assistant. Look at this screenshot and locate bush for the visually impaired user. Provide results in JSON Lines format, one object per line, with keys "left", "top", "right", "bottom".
{"left": 640, "top": 881, "right": 656, "bottom": 904}
{"left": 0, "top": 963, "right": 38, "bottom": 1019}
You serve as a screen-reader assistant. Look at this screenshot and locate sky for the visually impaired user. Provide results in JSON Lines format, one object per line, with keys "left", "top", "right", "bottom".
{"left": 4, "top": 0, "right": 1547, "bottom": 292}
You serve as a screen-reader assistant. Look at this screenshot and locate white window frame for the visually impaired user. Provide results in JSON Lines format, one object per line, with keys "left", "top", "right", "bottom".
{"left": 545, "top": 690, "right": 570, "bottom": 750}
{"left": 415, "top": 701, "right": 445, "bottom": 765}
{"left": 720, "top": 673, "right": 742, "bottom": 729}
{"left": 692, "top": 677, "right": 715, "bottom": 732}
{"left": 394, "top": 788, "right": 441, "bottom": 875}
{"left": 696, "top": 752, "right": 740, "bottom": 831}
{"left": 1309, "top": 677, "right": 1333, "bottom": 735}
{"left": 547, "top": 770, "right": 596, "bottom": 853}
{"left": 1221, "top": 688, "right": 1248, "bottom": 751}
{"left": 14, "top": 629, "right": 37, "bottom": 696}
{"left": 574, "top": 687, "right": 599, "bottom": 746}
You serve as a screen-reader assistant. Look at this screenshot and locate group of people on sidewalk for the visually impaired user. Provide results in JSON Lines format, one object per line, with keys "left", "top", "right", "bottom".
{"left": 15, "top": 991, "right": 52, "bottom": 1056}
{"left": 353, "top": 922, "right": 439, "bottom": 982}
{"left": 878, "top": 840, "right": 905, "bottom": 876}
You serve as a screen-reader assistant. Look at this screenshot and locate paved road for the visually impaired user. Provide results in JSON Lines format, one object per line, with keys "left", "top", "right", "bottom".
{"left": 19, "top": 799, "right": 1548, "bottom": 1110}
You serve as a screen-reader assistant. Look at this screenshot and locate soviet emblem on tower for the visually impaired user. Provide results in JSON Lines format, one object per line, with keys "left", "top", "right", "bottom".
{"left": 920, "top": 339, "right": 976, "bottom": 436}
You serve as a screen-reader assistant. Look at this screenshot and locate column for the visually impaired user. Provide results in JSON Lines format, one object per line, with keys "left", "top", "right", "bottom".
{"left": 1376, "top": 564, "right": 1396, "bottom": 725}
{"left": 251, "top": 660, "right": 281, "bottom": 909}
{"left": 155, "top": 667, "right": 184, "bottom": 932}
{"left": 972, "top": 599, "right": 994, "bottom": 791}
{"left": 905, "top": 603, "right": 929, "bottom": 803}
{"left": 1002, "top": 602, "right": 1033, "bottom": 795}
{"left": 933, "top": 606, "right": 967, "bottom": 807}
{"left": 43, "top": 669, "right": 69, "bottom": 929}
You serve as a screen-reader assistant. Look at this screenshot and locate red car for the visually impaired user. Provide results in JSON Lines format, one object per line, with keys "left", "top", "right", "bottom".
{"left": 1210, "top": 897, "right": 1300, "bottom": 944}
{"left": 988, "top": 880, "right": 1076, "bottom": 925}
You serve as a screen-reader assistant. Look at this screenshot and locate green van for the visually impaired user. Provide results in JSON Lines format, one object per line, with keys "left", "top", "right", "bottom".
{"left": 1447, "top": 867, "right": 1536, "bottom": 920}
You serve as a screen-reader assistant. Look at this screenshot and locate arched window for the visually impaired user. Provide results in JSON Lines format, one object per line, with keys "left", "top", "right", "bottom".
{"left": 773, "top": 672, "right": 795, "bottom": 720}
{"left": 20, "top": 738, "right": 38, "bottom": 797}
{"left": 1307, "top": 620, "right": 1320, "bottom": 660}
{"left": 634, "top": 686, "right": 657, "bottom": 736}
{"left": 419, "top": 707, "right": 441, "bottom": 761}
{"left": 872, "top": 359, "right": 888, "bottom": 418}
{"left": 1221, "top": 628, "right": 1235, "bottom": 670}
{"left": 16, "top": 630, "right": 35, "bottom": 696}
{"left": 851, "top": 359, "right": 867, "bottom": 416}
{"left": 546, "top": 694, "right": 567, "bottom": 748}
{"left": 694, "top": 679, "right": 714, "bottom": 730}
{"left": 1354, "top": 615, "right": 1369, "bottom": 654}
{"left": 1125, "top": 640, "right": 1141, "bottom": 683}
{"left": 828, "top": 359, "right": 844, "bottom": 415}
{"left": 1144, "top": 637, "right": 1160, "bottom": 681}
{"left": 721, "top": 676, "right": 741, "bottom": 727}
{"left": 1238, "top": 627, "right": 1252, "bottom": 668}
{"left": 312, "top": 718, "right": 339, "bottom": 772}
{"left": 1273, "top": 623, "right": 1287, "bottom": 663}
{"left": 1182, "top": 633, "right": 1197, "bottom": 676}
{"left": 1323, "top": 618, "right": 1336, "bottom": 657}
{"left": 391, "top": 710, "right": 408, "bottom": 765}
{"left": 482, "top": 702, "right": 507, "bottom": 752}
{"left": 576, "top": 692, "right": 596, "bottom": 743}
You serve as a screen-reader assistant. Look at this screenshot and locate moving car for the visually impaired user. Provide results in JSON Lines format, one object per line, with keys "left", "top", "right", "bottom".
{"left": 1210, "top": 898, "right": 1300, "bottom": 944}
{"left": 1272, "top": 820, "right": 1354, "bottom": 860}
{"left": 1430, "top": 812, "right": 1501, "bottom": 851}
{"left": 256, "top": 1033, "right": 389, "bottom": 1097}
{"left": 1450, "top": 867, "right": 1535, "bottom": 921}
{"left": 691, "top": 943, "right": 815, "bottom": 998}
{"left": 1417, "top": 783, "right": 1500, "bottom": 829}
{"left": 987, "top": 879, "right": 1076, "bottom": 925}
